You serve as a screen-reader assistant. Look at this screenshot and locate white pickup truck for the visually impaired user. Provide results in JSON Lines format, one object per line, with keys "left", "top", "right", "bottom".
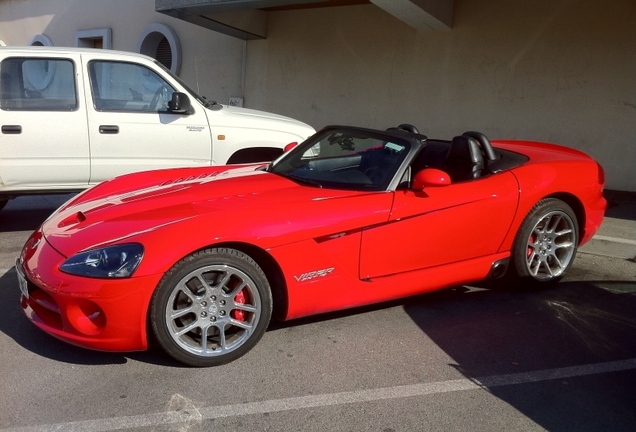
{"left": 0, "top": 46, "right": 315, "bottom": 211}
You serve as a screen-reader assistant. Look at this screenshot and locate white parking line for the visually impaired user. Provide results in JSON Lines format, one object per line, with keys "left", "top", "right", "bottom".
{"left": 592, "top": 235, "right": 636, "bottom": 246}
{"left": 4, "top": 358, "right": 636, "bottom": 432}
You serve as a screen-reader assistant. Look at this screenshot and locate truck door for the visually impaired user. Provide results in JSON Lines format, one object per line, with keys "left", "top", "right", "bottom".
{"left": 0, "top": 54, "right": 90, "bottom": 189}
{"left": 82, "top": 57, "right": 212, "bottom": 184}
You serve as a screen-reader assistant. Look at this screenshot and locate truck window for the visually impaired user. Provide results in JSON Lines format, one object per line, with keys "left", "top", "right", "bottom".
{"left": 0, "top": 58, "right": 77, "bottom": 111}
{"left": 88, "top": 61, "right": 176, "bottom": 113}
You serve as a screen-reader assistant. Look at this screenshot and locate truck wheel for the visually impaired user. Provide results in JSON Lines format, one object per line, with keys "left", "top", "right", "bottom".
{"left": 150, "top": 248, "right": 272, "bottom": 367}
{"left": 511, "top": 198, "right": 578, "bottom": 286}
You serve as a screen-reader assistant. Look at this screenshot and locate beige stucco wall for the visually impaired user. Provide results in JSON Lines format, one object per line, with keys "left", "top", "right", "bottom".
{"left": 245, "top": 0, "right": 636, "bottom": 191}
{"left": 1, "top": 0, "right": 634, "bottom": 190}
{"left": 0, "top": 0, "right": 245, "bottom": 104}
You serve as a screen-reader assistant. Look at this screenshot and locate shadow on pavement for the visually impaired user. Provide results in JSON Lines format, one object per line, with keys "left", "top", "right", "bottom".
{"left": 266, "top": 277, "right": 636, "bottom": 431}
{"left": 604, "top": 189, "right": 636, "bottom": 221}
{"left": 0, "top": 193, "right": 77, "bottom": 232}
{"left": 3, "top": 255, "right": 636, "bottom": 429}
{"left": 402, "top": 280, "right": 636, "bottom": 432}
{"left": 0, "top": 207, "right": 58, "bottom": 232}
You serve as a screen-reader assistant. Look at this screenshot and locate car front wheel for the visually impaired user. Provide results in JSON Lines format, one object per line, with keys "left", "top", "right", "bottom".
{"left": 150, "top": 248, "right": 272, "bottom": 367}
{"left": 511, "top": 198, "right": 579, "bottom": 285}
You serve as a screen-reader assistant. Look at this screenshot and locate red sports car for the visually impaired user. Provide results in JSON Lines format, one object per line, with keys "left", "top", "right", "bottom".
{"left": 16, "top": 125, "right": 606, "bottom": 366}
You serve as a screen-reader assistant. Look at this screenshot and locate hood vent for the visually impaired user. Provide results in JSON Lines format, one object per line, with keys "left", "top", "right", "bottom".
{"left": 57, "top": 211, "right": 86, "bottom": 228}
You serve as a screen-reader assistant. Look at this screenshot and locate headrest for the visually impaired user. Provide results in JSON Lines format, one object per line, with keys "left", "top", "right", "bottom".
{"left": 449, "top": 135, "right": 483, "bottom": 165}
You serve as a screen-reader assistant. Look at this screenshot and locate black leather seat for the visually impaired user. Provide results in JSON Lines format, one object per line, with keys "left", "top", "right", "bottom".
{"left": 444, "top": 135, "right": 484, "bottom": 182}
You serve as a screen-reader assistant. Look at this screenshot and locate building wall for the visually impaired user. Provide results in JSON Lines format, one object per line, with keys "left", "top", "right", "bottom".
{"left": 0, "top": 0, "right": 246, "bottom": 105}
{"left": 245, "top": 0, "right": 636, "bottom": 191}
{"left": 1, "top": 0, "right": 634, "bottom": 191}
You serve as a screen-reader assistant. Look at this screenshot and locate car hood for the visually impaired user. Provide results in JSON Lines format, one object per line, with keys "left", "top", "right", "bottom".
{"left": 219, "top": 105, "right": 297, "bottom": 122}
{"left": 210, "top": 105, "right": 315, "bottom": 140}
{"left": 41, "top": 166, "right": 387, "bottom": 258}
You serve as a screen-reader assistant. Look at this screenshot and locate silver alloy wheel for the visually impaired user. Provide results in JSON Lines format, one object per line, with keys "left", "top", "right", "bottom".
{"left": 165, "top": 264, "right": 261, "bottom": 357}
{"left": 525, "top": 210, "right": 576, "bottom": 280}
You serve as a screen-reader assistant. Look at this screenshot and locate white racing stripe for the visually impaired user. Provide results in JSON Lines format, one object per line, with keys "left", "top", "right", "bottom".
{"left": 4, "top": 358, "right": 636, "bottom": 432}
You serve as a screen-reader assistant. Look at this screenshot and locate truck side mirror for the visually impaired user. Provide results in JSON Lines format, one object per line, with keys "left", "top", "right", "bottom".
{"left": 412, "top": 168, "right": 451, "bottom": 191}
{"left": 167, "top": 92, "right": 191, "bottom": 114}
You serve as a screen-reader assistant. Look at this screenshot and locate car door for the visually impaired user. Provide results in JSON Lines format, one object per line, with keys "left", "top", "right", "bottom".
{"left": 82, "top": 56, "right": 212, "bottom": 184}
{"left": 359, "top": 172, "right": 519, "bottom": 279}
{"left": 0, "top": 53, "right": 89, "bottom": 189}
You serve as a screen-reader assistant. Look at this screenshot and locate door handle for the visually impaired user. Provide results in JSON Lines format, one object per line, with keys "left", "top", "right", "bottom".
{"left": 99, "top": 125, "right": 119, "bottom": 134}
{"left": 2, "top": 125, "right": 22, "bottom": 134}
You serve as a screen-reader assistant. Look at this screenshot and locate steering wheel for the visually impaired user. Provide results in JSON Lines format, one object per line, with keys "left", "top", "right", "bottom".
{"left": 149, "top": 86, "right": 169, "bottom": 111}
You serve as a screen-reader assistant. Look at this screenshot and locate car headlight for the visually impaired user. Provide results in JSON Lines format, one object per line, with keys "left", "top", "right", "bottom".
{"left": 60, "top": 244, "right": 144, "bottom": 278}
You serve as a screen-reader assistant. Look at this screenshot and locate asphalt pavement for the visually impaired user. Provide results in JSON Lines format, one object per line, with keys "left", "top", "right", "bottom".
{"left": 0, "top": 190, "right": 634, "bottom": 432}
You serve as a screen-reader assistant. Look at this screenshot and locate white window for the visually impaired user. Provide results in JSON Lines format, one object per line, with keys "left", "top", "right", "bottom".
{"left": 1, "top": 57, "right": 77, "bottom": 111}
{"left": 88, "top": 60, "right": 175, "bottom": 113}
{"left": 75, "top": 28, "right": 112, "bottom": 49}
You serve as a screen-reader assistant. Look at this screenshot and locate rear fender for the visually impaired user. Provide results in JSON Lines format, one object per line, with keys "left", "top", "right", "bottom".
{"left": 500, "top": 161, "right": 605, "bottom": 251}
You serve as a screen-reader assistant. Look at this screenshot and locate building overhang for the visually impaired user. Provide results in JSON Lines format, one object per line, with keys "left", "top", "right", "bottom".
{"left": 155, "top": 0, "right": 453, "bottom": 40}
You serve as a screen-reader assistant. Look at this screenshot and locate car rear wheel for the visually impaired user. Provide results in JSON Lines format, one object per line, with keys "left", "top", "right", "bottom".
{"left": 511, "top": 198, "right": 579, "bottom": 286}
{"left": 150, "top": 248, "right": 272, "bottom": 367}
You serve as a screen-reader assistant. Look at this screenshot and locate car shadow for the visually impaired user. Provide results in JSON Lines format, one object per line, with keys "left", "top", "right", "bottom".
{"left": 400, "top": 279, "right": 636, "bottom": 432}
{"left": 265, "top": 274, "right": 636, "bottom": 430}
{"left": 0, "top": 194, "right": 77, "bottom": 232}
{"left": 604, "top": 189, "right": 636, "bottom": 222}
{"left": 0, "top": 207, "right": 58, "bottom": 232}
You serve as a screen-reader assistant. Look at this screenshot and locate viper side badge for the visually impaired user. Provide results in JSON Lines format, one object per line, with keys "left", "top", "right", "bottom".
{"left": 293, "top": 267, "right": 335, "bottom": 282}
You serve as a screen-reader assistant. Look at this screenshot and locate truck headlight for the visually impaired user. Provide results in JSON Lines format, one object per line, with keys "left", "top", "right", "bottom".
{"left": 60, "top": 244, "right": 144, "bottom": 278}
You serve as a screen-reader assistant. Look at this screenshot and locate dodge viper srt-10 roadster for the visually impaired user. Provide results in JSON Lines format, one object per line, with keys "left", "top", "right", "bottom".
{"left": 16, "top": 124, "right": 606, "bottom": 366}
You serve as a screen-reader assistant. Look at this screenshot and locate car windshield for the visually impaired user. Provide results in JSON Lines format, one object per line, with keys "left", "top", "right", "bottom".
{"left": 271, "top": 128, "right": 410, "bottom": 191}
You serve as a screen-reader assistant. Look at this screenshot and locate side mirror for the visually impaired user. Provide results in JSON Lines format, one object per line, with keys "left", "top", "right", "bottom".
{"left": 167, "top": 92, "right": 191, "bottom": 114}
{"left": 284, "top": 142, "right": 298, "bottom": 152}
{"left": 412, "top": 168, "right": 451, "bottom": 191}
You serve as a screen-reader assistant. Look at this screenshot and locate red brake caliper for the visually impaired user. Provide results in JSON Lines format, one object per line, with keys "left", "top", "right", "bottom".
{"left": 528, "top": 234, "right": 536, "bottom": 258}
{"left": 231, "top": 290, "right": 246, "bottom": 321}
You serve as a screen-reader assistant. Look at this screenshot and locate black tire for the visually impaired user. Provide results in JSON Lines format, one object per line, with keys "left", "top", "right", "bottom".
{"left": 150, "top": 248, "right": 272, "bottom": 367}
{"left": 511, "top": 198, "right": 579, "bottom": 286}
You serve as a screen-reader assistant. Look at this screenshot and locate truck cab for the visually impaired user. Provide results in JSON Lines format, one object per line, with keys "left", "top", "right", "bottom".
{"left": 0, "top": 46, "right": 315, "bottom": 210}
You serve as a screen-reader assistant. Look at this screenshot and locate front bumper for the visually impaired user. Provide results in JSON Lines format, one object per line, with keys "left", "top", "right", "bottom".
{"left": 17, "top": 230, "right": 163, "bottom": 352}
